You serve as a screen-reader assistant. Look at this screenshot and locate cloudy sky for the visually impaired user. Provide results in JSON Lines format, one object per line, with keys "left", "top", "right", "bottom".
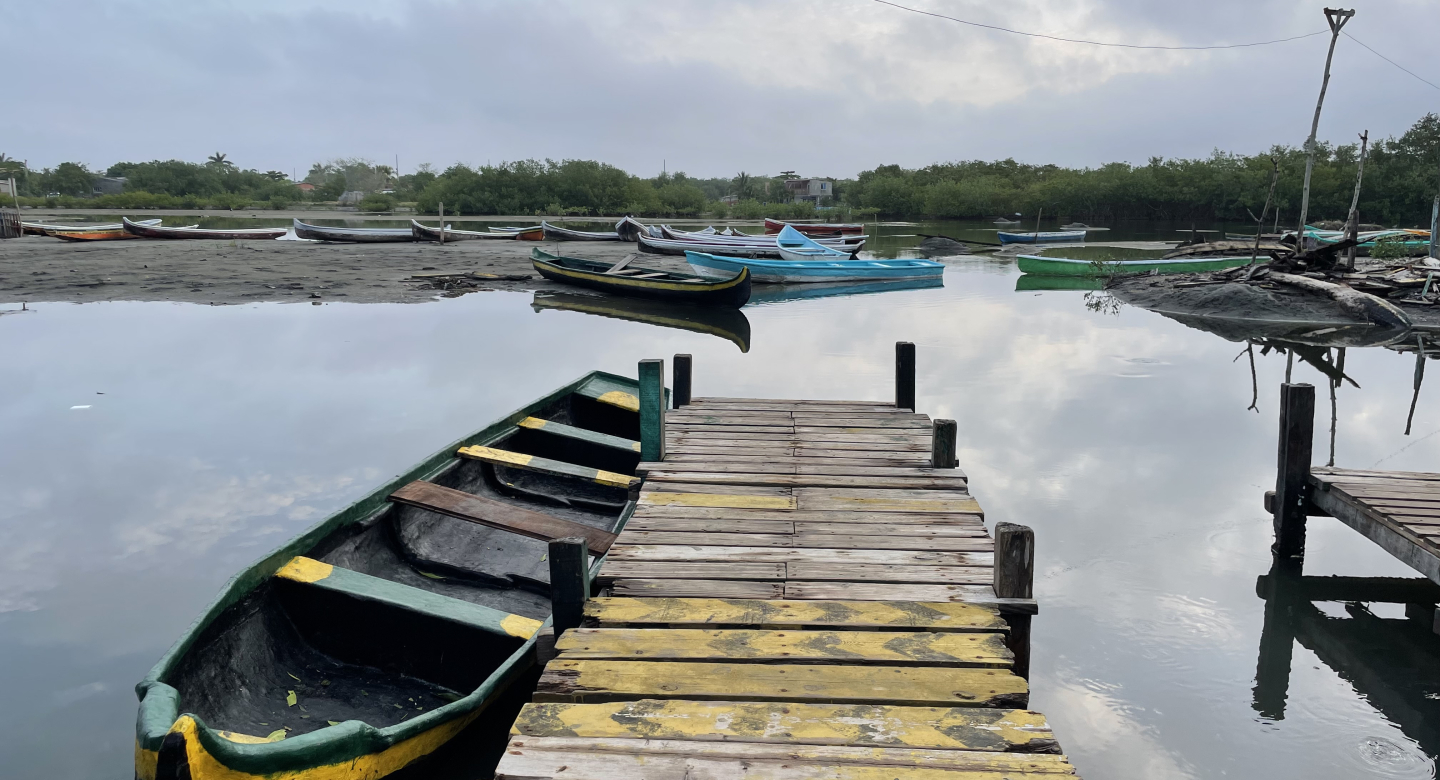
{"left": 7, "top": 0, "right": 1439, "bottom": 178}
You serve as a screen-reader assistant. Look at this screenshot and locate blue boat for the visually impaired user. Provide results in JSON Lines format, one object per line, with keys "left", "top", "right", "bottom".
{"left": 685, "top": 250, "right": 943, "bottom": 284}
{"left": 996, "top": 230, "right": 1086, "bottom": 244}
{"left": 776, "top": 224, "right": 853, "bottom": 261}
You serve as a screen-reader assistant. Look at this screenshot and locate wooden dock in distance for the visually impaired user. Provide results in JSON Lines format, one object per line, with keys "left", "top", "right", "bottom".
{"left": 493, "top": 347, "right": 1075, "bottom": 779}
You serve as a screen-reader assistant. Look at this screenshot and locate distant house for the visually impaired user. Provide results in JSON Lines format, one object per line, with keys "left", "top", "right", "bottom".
{"left": 783, "top": 178, "right": 833, "bottom": 205}
{"left": 719, "top": 195, "right": 740, "bottom": 205}
{"left": 93, "top": 176, "right": 126, "bottom": 196}
{"left": 338, "top": 190, "right": 365, "bottom": 206}
{"left": 295, "top": 182, "right": 316, "bottom": 193}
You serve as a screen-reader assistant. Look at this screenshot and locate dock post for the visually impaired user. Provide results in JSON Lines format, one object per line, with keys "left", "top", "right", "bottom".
{"left": 548, "top": 537, "right": 588, "bottom": 637}
{"left": 994, "top": 522, "right": 1035, "bottom": 679}
{"left": 673, "top": 354, "right": 692, "bottom": 408}
{"left": 932, "top": 419, "right": 958, "bottom": 468}
{"left": 896, "top": 341, "right": 916, "bottom": 411}
{"left": 1274, "top": 383, "right": 1315, "bottom": 561}
{"left": 639, "top": 358, "right": 666, "bottom": 462}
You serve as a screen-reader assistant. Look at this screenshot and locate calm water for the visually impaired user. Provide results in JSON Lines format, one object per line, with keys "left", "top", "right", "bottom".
{"left": 2, "top": 256, "right": 1438, "bottom": 779}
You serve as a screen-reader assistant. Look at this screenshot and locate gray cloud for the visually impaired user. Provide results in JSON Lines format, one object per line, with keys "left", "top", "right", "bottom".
{"left": 3, "top": 0, "right": 1436, "bottom": 177}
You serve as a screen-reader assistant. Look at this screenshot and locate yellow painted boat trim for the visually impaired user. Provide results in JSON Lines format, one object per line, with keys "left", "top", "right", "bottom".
{"left": 459, "top": 445, "right": 533, "bottom": 467}
{"left": 147, "top": 713, "right": 481, "bottom": 780}
{"left": 593, "top": 469, "right": 638, "bottom": 488}
{"left": 501, "top": 613, "right": 544, "bottom": 639}
{"left": 639, "top": 492, "right": 797, "bottom": 509}
{"left": 596, "top": 390, "right": 640, "bottom": 412}
{"left": 136, "top": 742, "right": 159, "bottom": 780}
{"left": 517, "top": 417, "right": 548, "bottom": 431}
{"left": 275, "top": 557, "right": 333, "bottom": 584}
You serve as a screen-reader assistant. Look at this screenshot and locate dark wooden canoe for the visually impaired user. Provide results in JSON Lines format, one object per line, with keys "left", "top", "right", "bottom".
{"left": 410, "top": 220, "right": 516, "bottom": 242}
{"left": 293, "top": 219, "right": 413, "bottom": 243}
{"left": 136, "top": 372, "right": 650, "bottom": 780}
{"left": 532, "top": 247, "right": 751, "bottom": 307}
{"left": 764, "top": 218, "right": 864, "bottom": 235}
{"left": 614, "top": 216, "right": 655, "bottom": 242}
{"left": 541, "top": 221, "right": 622, "bottom": 241}
{"left": 123, "top": 217, "right": 286, "bottom": 240}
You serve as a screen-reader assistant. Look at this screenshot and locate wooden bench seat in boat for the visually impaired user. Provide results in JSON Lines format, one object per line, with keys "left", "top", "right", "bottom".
{"left": 274, "top": 556, "right": 542, "bottom": 639}
{"left": 389, "top": 480, "right": 618, "bottom": 555}
{"left": 457, "top": 445, "right": 640, "bottom": 489}
{"left": 516, "top": 416, "right": 641, "bottom": 455}
{"left": 574, "top": 377, "right": 641, "bottom": 413}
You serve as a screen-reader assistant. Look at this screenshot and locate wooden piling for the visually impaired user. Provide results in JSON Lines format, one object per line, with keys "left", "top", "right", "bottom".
{"left": 548, "top": 537, "right": 589, "bottom": 636}
{"left": 994, "top": 522, "right": 1035, "bottom": 679}
{"left": 932, "top": 419, "right": 958, "bottom": 469}
{"left": 673, "top": 354, "right": 692, "bottom": 408}
{"left": 895, "top": 341, "right": 916, "bottom": 411}
{"left": 638, "top": 358, "right": 666, "bottom": 462}
{"left": 1273, "top": 383, "right": 1315, "bottom": 561}
{"left": 438, "top": 201, "right": 445, "bottom": 246}
{"left": 1343, "top": 130, "right": 1369, "bottom": 271}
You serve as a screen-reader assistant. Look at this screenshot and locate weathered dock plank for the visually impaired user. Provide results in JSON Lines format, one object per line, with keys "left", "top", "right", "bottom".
{"left": 553, "top": 627, "right": 1014, "bottom": 667}
{"left": 581, "top": 597, "right": 1007, "bottom": 632}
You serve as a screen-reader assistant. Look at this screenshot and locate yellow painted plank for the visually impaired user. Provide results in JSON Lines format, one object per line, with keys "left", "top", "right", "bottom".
{"left": 639, "top": 492, "right": 797, "bottom": 510}
{"left": 582, "top": 597, "right": 1006, "bottom": 632}
{"left": 555, "top": 628, "right": 1013, "bottom": 667}
{"left": 274, "top": 556, "right": 333, "bottom": 583}
{"left": 799, "top": 492, "right": 983, "bottom": 514}
{"left": 510, "top": 700, "right": 1060, "bottom": 753}
{"left": 534, "top": 660, "right": 1028, "bottom": 708}
{"left": 597, "top": 390, "right": 640, "bottom": 412}
{"left": 497, "top": 737, "right": 1075, "bottom": 777}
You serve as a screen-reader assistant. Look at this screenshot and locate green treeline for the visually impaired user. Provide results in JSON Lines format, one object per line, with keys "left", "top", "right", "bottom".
{"left": 3, "top": 113, "right": 1437, "bottom": 224}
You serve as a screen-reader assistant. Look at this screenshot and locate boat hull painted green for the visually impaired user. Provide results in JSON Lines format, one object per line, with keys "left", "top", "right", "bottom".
{"left": 1016, "top": 254, "right": 1256, "bottom": 277}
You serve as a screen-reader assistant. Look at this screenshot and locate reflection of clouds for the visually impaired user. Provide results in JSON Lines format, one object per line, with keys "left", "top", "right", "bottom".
{"left": 1045, "top": 676, "right": 1195, "bottom": 780}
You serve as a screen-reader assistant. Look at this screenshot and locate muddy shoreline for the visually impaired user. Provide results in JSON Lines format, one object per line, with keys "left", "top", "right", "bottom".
{"left": 0, "top": 236, "right": 704, "bottom": 305}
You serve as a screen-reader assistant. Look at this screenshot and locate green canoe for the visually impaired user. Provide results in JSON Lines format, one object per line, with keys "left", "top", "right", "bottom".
{"left": 1016, "top": 254, "right": 1257, "bottom": 277}
{"left": 136, "top": 372, "right": 649, "bottom": 780}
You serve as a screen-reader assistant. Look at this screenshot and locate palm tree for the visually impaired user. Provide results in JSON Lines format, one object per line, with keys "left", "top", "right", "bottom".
{"left": 206, "top": 152, "right": 235, "bottom": 170}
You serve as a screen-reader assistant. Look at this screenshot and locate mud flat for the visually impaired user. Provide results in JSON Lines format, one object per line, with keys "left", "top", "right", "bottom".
{"left": 0, "top": 237, "right": 692, "bottom": 305}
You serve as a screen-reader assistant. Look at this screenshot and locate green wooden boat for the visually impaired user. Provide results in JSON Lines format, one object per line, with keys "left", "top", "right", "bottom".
{"left": 135, "top": 372, "right": 648, "bottom": 780}
{"left": 1016, "top": 254, "right": 1257, "bottom": 277}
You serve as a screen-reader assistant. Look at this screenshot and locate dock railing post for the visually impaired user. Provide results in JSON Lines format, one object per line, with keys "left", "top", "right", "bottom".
{"left": 1274, "top": 383, "right": 1315, "bottom": 561}
{"left": 639, "top": 358, "right": 666, "bottom": 462}
{"left": 548, "top": 537, "right": 588, "bottom": 637}
{"left": 994, "top": 522, "right": 1035, "bottom": 680}
{"left": 896, "top": 341, "right": 916, "bottom": 411}
{"left": 932, "top": 419, "right": 957, "bottom": 469}
{"left": 673, "top": 354, "right": 692, "bottom": 408}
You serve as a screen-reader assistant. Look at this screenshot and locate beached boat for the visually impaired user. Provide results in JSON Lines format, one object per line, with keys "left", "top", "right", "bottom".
{"left": 614, "top": 216, "right": 656, "bottom": 242}
{"left": 532, "top": 292, "right": 752, "bottom": 352}
{"left": 685, "top": 250, "right": 942, "bottom": 284}
{"left": 136, "top": 371, "right": 647, "bottom": 780}
{"left": 660, "top": 225, "right": 864, "bottom": 248}
{"left": 488, "top": 226, "right": 546, "bottom": 240}
{"left": 541, "top": 222, "right": 622, "bottom": 241}
{"left": 776, "top": 224, "right": 854, "bottom": 261}
{"left": 532, "top": 248, "right": 750, "bottom": 307}
{"left": 997, "top": 230, "right": 1086, "bottom": 244}
{"left": 123, "top": 218, "right": 287, "bottom": 240}
{"left": 293, "top": 219, "right": 413, "bottom": 243}
{"left": 639, "top": 232, "right": 783, "bottom": 258}
{"left": 410, "top": 220, "right": 516, "bottom": 242}
{"left": 39, "top": 219, "right": 163, "bottom": 240}
{"left": 763, "top": 218, "right": 863, "bottom": 235}
{"left": 1016, "top": 254, "right": 1256, "bottom": 276}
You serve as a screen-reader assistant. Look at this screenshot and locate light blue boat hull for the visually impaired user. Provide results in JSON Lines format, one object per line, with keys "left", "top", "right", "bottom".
{"left": 685, "top": 251, "right": 944, "bottom": 284}
{"left": 997, "top": 230, "right": 1086, "bottom": 244}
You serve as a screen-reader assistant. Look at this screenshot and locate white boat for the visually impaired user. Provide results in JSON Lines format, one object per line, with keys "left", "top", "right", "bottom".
{"left": 776, "top": 225, "right": 853, "bottom": 261}
{"left": 996, "top": 230, "right": 1086, "bottom": 244}
{"left": 686, "top": 250, "right": 943, "bottom": 284}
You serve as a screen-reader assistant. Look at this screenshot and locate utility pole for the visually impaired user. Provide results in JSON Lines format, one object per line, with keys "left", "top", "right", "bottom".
{"left": 1295, "top": 8, "right": 1355, "bottom": 249}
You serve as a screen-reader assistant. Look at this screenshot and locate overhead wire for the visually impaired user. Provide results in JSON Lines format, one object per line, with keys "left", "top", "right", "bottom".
{"left": 870, "top": 0, "right": 1327, "bottom": 50}
{"left": 1342, "top": 32, "right": 1440, "bottom": 93}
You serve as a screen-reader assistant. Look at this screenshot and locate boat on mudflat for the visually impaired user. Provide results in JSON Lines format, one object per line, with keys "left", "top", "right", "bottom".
{"left": 1017, "top": 253, "right": 1256, "bottom": 276}
{"left": 541, "top": 221, "right": 622, "bottom": 241}
{"left": 123, "top": 218, "right": 287, "bottom": 240}
{"left": 410, "top": 220, "right": 516, "bottom": 242}
{"left": 763, "top": 218, "right": 863, "bottom": 235}
{"left": 776, "top": 224, "right": 854, "bottom": 261}
{"left": 293, "top": 219, "right": 413, "bottom": 243}
{"left": 614, "top": 216, "right": 658, "bottom": 242}
{"left": 685, "top": 250, "right": 942, "bottom": 284}
{"left": 42, "top": 219, "right": 165, "bottom": 241}
{"left": 136, "top": 371, "right": 648, "bottom": 780}
{"left": 488, "top": 225, "right": 546, "bottom": 240}
{"left": 661, "top": 225, "right": 863, "bottom": 248}
{"left": 532, "top": 248, "right": 750, "bottom": 307}
{"left": 997, "top": 230, "right": 1086, "bottom": 244}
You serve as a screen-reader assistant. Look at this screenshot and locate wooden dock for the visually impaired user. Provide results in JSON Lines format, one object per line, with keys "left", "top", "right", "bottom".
{"left": 492, "top": 347, "right": 1077, "bottom": 779}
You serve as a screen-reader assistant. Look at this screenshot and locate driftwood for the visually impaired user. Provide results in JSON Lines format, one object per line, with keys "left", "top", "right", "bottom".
{"left": 1268, "top": 271, "right": 1412, "bottom": 329}
{"left": 1163, "top": 240, "right": 1291, "bottom": 259}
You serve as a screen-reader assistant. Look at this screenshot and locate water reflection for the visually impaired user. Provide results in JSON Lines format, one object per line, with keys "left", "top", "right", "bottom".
{"left": 6, "top": 266, "right": 1440, "bottom": 779}
{"left": 530, "top": 292, "right": 752, "bottom": 352}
